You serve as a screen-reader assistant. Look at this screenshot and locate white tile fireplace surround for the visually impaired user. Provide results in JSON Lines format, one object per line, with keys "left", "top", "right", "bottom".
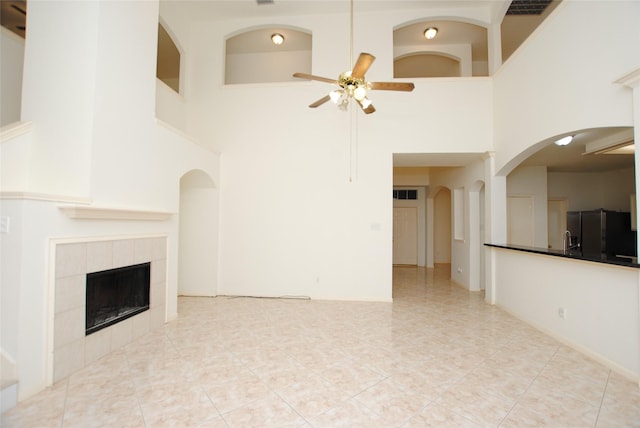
{"left": 51, "top": 236, "right": 167, "bottom": 383}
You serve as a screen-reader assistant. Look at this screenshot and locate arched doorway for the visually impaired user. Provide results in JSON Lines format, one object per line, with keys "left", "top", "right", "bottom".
{"left": 433, "top": 187, "right": 452, "bottom": 273}
{"left": 178, "top": 170, "right": 218, "bottom": 296}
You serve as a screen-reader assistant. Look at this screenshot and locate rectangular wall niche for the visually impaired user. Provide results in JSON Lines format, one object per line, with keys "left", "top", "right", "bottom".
{"left": 86, "top": 263, "right": 150, "bottom": 335}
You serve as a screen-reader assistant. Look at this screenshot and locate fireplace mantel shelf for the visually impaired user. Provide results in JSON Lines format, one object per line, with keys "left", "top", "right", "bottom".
{"left": 58, "top": 205, "right": 173, "bottom": 221}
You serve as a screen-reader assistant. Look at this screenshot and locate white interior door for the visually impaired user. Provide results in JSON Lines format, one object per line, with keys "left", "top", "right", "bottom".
{"left": 507, "top": 195, "right": 535, "bottom": 246}
{"left": 393, "top": 207, "right": 418, "bottom": 265}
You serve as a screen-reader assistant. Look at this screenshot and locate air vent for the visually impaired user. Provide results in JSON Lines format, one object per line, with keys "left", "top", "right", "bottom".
{"left": 257, "top": 0, "right": 274, "bottom": 4}
{"left": 506, "top": 0, "right": 552, "bottom": 15}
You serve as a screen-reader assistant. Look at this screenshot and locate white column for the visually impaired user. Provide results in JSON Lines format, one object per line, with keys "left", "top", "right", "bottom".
{"left": 483, "top": 152, "right": 507, "bottom": 304}
{"left": 20, "top": 1, "right": 101, "bottom": 196}
{"left": 426, "top": 193, "right": 435, "bottom": 268}
{"left": 615, "top": 68, "right": 640, "bottom": 388}
{"left": 487, "top": 23, "right": 503, "bottom": 76}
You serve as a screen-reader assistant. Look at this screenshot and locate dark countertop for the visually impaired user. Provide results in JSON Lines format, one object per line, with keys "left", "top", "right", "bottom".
{"left": 484, "top": 243, "right": 640, "bottom": 268}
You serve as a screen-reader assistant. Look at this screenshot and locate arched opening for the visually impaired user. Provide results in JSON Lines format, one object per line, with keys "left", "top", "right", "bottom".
{"left": 433, "top": 187, "right": 452, "bottom": 276}
{"left": 225, "top": 26, "right": 311, "bottom": 84}
{"left": 179, "top": 170, "right": 218, "bottom": 297}
{"left": 394, "top": 52, "right": 461, "bottom": 78}
{"left": 503, "top": 126, "right": 636, "bottom": 260}
{"left": 393, "top": 18, "right": 488, "bottom": 78}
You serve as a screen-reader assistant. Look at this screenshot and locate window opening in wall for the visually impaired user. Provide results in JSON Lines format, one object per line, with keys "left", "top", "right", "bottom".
{"left": 393, "top": 189, "right": 418, "bottom": 200}
{"left": 157, "top": 23, "right": 181, "bottom": 93}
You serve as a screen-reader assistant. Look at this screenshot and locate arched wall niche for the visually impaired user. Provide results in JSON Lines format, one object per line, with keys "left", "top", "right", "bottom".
{"left": 431, "top": 186, "right": 452, "bottom": 266}
{"left": 178, "top": 169, "right": 219, "bottom": 297}
{"left": 180, "top": 168, "right": 216, "bottom": 189}
{"left": 393, "top": 17, "right": 488, "bottom": 78}
{"left": 225, "top": 25, "right": 312, "bottom": 84}
{"left": 394, "top": 52, "right": 461, "bottom": 78}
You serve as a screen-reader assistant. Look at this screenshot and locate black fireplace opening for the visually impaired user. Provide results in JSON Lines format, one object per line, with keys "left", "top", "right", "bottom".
{"left": 86, "top": 262, "right": 150, "bottom": 335}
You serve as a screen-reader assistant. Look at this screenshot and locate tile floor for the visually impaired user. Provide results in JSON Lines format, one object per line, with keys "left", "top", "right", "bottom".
{"left": 3, "top": 266, "right": 640, "bottom": 427}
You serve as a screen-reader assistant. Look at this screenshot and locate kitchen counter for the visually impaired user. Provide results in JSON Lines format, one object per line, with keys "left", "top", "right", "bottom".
{"left": 485, "top": 243, "right": 640, "bottom": 268}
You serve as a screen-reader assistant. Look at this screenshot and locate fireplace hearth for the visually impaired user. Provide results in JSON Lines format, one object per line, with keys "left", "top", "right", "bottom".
{"left": 86, "top": 262, "right": 150, "bottom": 335}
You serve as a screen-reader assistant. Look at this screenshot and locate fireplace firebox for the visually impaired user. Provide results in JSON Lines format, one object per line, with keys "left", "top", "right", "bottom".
{"left": 85, "top": 262, "right": 151, "bottom": 335}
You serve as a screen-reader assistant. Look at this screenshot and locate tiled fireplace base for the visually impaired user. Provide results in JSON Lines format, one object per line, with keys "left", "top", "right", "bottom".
{"left": 51, "top": 236, "right": 167, "bottom": 383}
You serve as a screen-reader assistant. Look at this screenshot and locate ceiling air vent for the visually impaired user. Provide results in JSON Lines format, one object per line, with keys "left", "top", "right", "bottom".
{"left": 506, "top": 0, "right": 552, "bottom": 15}
{"left": 256, "top": 0, "right": 274, "bottom": 4}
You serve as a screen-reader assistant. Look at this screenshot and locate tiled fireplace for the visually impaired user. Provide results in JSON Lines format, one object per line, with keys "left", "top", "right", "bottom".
{"left": 51, "top": 236, "right": 167, "bottom": 383}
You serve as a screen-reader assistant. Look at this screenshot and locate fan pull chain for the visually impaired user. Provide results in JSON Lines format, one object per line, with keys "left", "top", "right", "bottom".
{"left": 349, "top": 107, "right": 358, "bottom": 182}
{"left": 349, "top": 0, "right": 354, "bottom": 70}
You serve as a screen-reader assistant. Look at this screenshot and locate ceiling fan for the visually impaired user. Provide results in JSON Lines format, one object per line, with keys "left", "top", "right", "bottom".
{"left": 292, "top": 0, "right": 415, "bottom": 114}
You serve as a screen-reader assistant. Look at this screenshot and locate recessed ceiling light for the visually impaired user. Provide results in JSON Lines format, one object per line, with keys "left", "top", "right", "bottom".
{"left": 424, "top": 27, "right": 438, "bottom": 40}
{"left": 554, "top": 135, "right": 573, "bottom": 146}
{"left": 271, "top": 33, "right": 284, "bottom": 45}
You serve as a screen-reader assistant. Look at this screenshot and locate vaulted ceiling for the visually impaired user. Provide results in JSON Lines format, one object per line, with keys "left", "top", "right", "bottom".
{"left": 8, "top": 1, "right": 630, "bottom": 173}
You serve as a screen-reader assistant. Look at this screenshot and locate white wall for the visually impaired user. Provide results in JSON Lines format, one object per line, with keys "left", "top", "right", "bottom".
{"left": 18, "top": 1, "right": 99, "bottom": 197}
{"left": 430, "top": 159, "right": 485, "bottom": 288}
{"left": 186, "top": 7, "right": 493, "bottom": 301}
{"left": 491, "top": 1, "right": 640, "bottom": 379}
{"left": 433, "top": 188, "right": 451, "bottom": 264}
{"left": 178, "top": 170, "right": 219, "bottom": 297}
{"left": 493, "top": 1, "right": 638, "bottom": 175}
{"left": 393, "top": 167, "right": 429, "bottom": 186}
{"left": 495, "top": 248, "right": 639, "bottom": 378}
{"left": 0, "top": 27, "right": 24, "bottom": 127}
{"left": 156, "top": 79, "right": 187, "bottom": 132}
{"left": 394, "top": 43, "right": 473, "bottom": 77}
{"left": 0, "top": 0, "right": 220, "bottom": 401}
{"left": 548, "top": 168, "right": 635, "bottom": 212}
{"left": 225, "top": 50, "right": 311, "bottom": 84}
{"left": 507, "top": 165, "right": 548, "bottom": 248}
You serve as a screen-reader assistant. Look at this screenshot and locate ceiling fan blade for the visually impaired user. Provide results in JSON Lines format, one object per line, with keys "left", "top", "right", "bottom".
{"left": 309, "top": 94, "right": 332, "bottom": 108}
{"left": 369, "top": 81, "right": 415, "bottom": 92}
{"left": 293, "top": 72, "right": 338, "bottom": 85}
{"left": 351, "top": 53, "right": 375, "bottom": 79}
{"left": 356, "top": 100, "right": 376, "bottom": 114}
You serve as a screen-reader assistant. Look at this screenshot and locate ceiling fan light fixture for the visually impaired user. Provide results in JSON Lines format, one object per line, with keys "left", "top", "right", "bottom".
{"left": 329, "top": 90, "right": 342, "bottom": 103}
{"left": 554, "top": 135, "right": 573, "bottom": 146}
{"left": 271, "top": 33, "right": 284, "bottom": 45}
{"left": 353, "top": 85, "right": 367, "bottom": 101}
{"left": 360, "top": 97, "right": 372, "bottom": 109}
{"left": 424, "top": 27, "right": 438, "bottom": 40}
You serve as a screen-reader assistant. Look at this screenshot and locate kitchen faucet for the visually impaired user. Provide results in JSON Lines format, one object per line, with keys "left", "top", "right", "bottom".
{"left": 563, "top": 230, "right": 579, "bottom": 253}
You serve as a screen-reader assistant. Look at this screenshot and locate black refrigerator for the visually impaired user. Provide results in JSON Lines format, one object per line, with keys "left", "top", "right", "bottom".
{"left": 566, "top": 211, "right": 581, "bottom": 251}
{"left": 579, "top": 209, "right": 636, "bottom": 259}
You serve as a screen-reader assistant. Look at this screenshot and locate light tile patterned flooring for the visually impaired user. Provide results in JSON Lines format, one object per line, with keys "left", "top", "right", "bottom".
{"left": 3, "top": 266, "right": 640, "bottom": 427}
